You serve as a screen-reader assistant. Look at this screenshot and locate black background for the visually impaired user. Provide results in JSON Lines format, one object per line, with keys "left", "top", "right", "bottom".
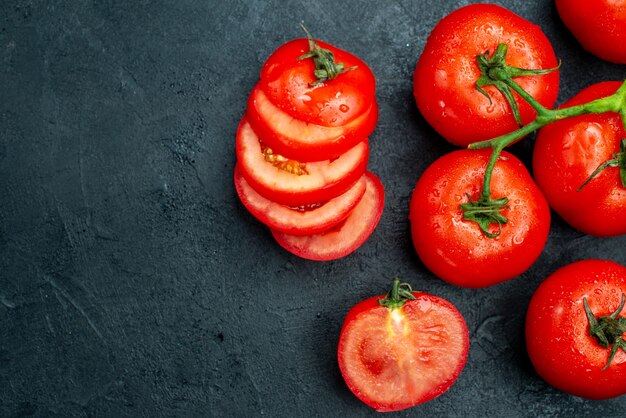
{"left": 1, "top": 0, "right": 625, "bottom": 416}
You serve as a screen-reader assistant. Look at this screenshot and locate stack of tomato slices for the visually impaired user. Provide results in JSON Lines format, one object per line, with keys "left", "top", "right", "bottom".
{"left": 234, "top": 35, "right": 383, "bottom": 261}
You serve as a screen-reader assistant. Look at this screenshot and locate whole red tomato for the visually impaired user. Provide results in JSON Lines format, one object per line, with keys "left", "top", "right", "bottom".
{"left": 249, "top": 35, "right": 378, "bottom": 161}
{"left": 556, "top": 0, "right": 626, "bottom": 64}
{"left": 533, "top": 81, "right": 626, "bottom": 237}
{"left": 409, "top": 149, "right": 550, "bottom": 287}
{"left": 338, "top": 280, "right": 469, "bottom": 412}
{"left": 526, "top": 259, "right": 626, "bottom": 399}
{"left": 413, "top": 4, "right": 559, "bottom": 147}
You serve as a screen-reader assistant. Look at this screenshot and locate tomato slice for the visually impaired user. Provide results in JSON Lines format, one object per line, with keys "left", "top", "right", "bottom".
{"left": 246, "top": 85, "right": 378, "bottom": 162}
{"left": 271, "top": 171, "right": 383, "bottom": 261}
{"left": 338, "top": 292, "right": 469, "bottom": 412}
{"left": 234, "top": 165, "right": 367, "bottom": 236}
{"left": 259, "top": 38, "right": 376, "bottom": 127}
{"left": 236, "top": 118, "right": 368, "bottom": 207}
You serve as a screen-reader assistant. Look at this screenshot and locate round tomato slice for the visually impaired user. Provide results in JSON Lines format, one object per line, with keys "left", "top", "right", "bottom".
{"left": 533, "top": 81, "right": 626, "bottom": 237}
{"left": 338, "top": 286, "right": 469, "bottom": 412}
{"left": 246, "top": 85, "right": 378, "bottom": 162}
{"left": 409, "top": 149, "right": 550, "bottom": 287}
{"left": 260, "top": 38, "right": 376, "bottom": 127}
{"left": 271, "top": 171, "right": 383, "bottom": 261}
{"left": 526, "top": 259, "right": 626, "bottom": 400}
{"left": 236, "top": 118, "right": 368, "bottom": 207}
{"left": 234, "top": 165, "right": 366, "bottom": 236}
{"left": 413, "top": 3, "right": 559, "bottom": 147}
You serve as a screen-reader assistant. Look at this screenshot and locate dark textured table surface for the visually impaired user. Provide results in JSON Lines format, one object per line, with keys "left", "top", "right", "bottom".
{"left": 1, "top": 0, "right": 625, "bottom": 416}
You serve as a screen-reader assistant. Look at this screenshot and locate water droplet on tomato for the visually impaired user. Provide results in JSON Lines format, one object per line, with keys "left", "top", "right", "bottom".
{"left": 513, "top": 235, "right": 524, "bottom": 245}
{"left": 432, "top": 189, "right": 440, "bottom": 197}
{"left": 595, "top": 288, "right": 603, "bottom": 295}
{"left": 339, "top": 104, "right": 349, "bottom": 113}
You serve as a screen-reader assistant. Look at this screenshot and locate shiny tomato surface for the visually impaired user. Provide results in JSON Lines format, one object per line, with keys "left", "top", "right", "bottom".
{"left": 533, "top": 81, "right": 626, "bottom": 237}
{"left": 414, "top": 4, "right": 559, "bottom": 146}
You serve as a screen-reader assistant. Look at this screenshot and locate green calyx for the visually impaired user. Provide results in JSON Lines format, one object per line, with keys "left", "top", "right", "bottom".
{"left": 578, "top": 139, "right": 626, "bottom": 191}
{"left": 296, "top": 24, "right": 357, "bottom": 87}
{"left": 475, "top": 43, "right": 560, "bottom": 126}
{"left": 460, "top": 194, "right": 509, "bottom": 238}
{"left": 584, "top": 293, "right": 626, "bottom": 371}
{"left": 378, "top": 279, "right": 416, "bottom": 309}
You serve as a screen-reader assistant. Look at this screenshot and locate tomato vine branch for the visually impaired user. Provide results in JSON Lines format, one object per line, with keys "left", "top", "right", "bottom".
{"left": 463, "top": 42, "right": 626, "bottom": 238}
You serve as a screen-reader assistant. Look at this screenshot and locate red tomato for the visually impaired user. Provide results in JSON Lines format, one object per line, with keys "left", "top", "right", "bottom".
{"left": 533, "top": 81, "right": 626, "bottom": 237}
{"left": 234, "top": 165, "right": 366, "bottom": 236}
{"left": 413, "top": 4, "right": 559, "bottom": 147}
{"left": 247, "top": 85, "right": 378, "bottom": 162}
{"left": 556, "top": 0, "right": 626, "bottom": 64}
{"left": 236, "top": 118, "right": 368, "bottom": 207}
{"left": 526, "top": 259, "right": 626, "bottom": 399}
{"left": 271, "top": 171, "right": 383, "bottom": 261}
{"left": 337, "top": 284, "right": 469, "bottom": 412}
{"left": 409, "top": 149, "right": 550, "bottom": 287}
{"left": 259, "top": 38, "right": 376, "bottom": 127}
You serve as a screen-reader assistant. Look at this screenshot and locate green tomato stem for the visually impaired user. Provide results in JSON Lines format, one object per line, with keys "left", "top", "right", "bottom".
{"left": 465, "top": 43, "right": 626, "bottom": 238}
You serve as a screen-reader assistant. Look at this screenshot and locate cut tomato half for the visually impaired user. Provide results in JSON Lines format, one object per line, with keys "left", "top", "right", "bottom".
{"left": 337, "top": 291, "right": 469, "bottom": 412}
{"left": 246, "top": 85, "right": 378, "bottom": 162}
{"left": 234, "top": 165, "right": 367, "bottom": 236}
{"left": 271, "top": 171, "right": 383, "bottom": 261}
{"left": 236, "top": 118, "right": 368, "bottom": 207}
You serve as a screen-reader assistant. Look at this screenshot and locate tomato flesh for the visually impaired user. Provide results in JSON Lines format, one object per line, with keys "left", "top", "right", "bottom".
{"left": 236, "top": 118, "right": 368, "bottom": 207}
{"left": 413, "top": 4, "right": 559, "bottom": 146}
{"left": 533, "top": 81, "right": 626, "bottom": 237}
{"left": 234, "top": 165, "right": 366, "bottom": 236}
{"left": 338, "top": 292, "right": 469, "bottom": 412}
{"left": 526, "top": 259, "right": 626, "bottom": 399}
{"left": 260, "top": 38, "right": 376, "bottom": 127}
{"left": 271, "top": 171, "right": 383, "bottom": 261}
{"left": 247, "top": 86, "right": 378, "bottom": 162}
{"left": 410, "top": 150, "right": 550, "bottom": 287}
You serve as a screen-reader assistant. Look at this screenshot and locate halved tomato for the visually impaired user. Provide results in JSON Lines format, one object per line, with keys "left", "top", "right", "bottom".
{"left": 338, "top": 282, "right": 469, "bottom": 412}
{"left": 246, "top": 86, "right": 378, "bottom": 162}
{"left": 234, "top": 165, "right": 366, "bottom": 236}
{"left": 236, "top": 118, "right": 368, "bottom": 207}
{"left": 271, "top": 171, "right": 383, "bottom": 261}
{"left": 259, "top": 38, "right": 376, "bottom": 127}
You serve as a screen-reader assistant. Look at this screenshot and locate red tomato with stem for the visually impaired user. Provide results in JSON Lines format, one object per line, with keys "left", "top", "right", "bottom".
{"left": 337, "top": 280, "right": 469, "bottom": 412}
{"left": 259, "top": 37, "right": 375, "bottom": 127}
{"left": 413, "top": 3, "right": 559, "bottom": 147}
{"left": 556, "top": 0, "right": 626, "bottom": 64}
{"left": 409, "top": 149, "right": 550, "bottom": 287}
{"left": 526, "top": 259, "right": 626, "bottom": 399}
{"left": 533, "top": 81, "right": 626, "bottom": 237}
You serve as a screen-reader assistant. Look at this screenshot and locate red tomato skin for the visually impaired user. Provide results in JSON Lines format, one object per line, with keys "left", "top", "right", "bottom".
{"left": 271, "top": 171, "right": 383, "bottom": 261}
{"left": 413, "top": 4, "right": 559, "bottom": 147}
{"left": 259, "top": 38, "right": 376, "bottom": 127}
{"left": 556, "top": 0, "right": 626, "bottom": 64}
{"left": 409, "top": 150, "right": 550, "bottom": 287}
{"left": 246, "top": 85, "right": 378, "bottom": 162}
{"left": 526, "top": 259, "right": 626, "bottom": 400}
{"left": 533, "top": 81, "right": 626, "bottom": 237}
{"left": 337, "top": 292, "right": 469, "bottom": 412}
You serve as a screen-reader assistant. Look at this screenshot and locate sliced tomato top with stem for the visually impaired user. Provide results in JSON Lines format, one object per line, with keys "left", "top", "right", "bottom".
{"left": 236, "top": 118, "right": 368, "bottom": 207}
{"left": 271, "top": 171, "right": 383, "bottom": 261}
{"left": 247, "top": 86, "right": 378, "bottom": 162}
{"left": 234, "top": 165, "right": 367, "bottom": 236}
{"left": 338, "top": 280, "right": 469, "bottom": 412}
{"left": 259, "top": 37, "right": 376, "bottom": 127}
